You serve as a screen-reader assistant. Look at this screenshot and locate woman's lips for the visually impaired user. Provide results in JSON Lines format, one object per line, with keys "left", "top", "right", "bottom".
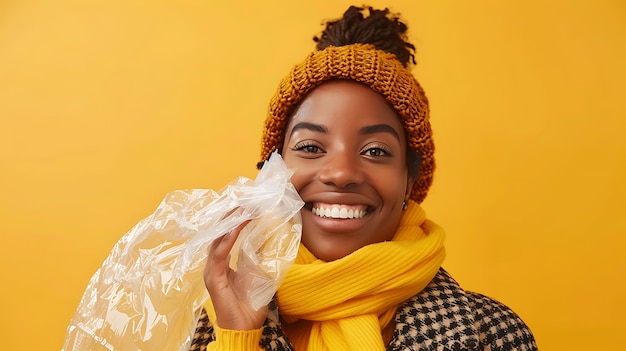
{"left": 311, "top": 203, "right": 368, "bottom": 219}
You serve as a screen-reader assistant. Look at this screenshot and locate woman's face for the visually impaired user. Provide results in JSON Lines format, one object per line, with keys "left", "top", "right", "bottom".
{"left": 282, "top": 80, "right": 414, "bottom": 261}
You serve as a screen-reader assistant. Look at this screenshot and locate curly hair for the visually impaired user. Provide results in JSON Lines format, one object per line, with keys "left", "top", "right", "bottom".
{"left": 314, "top": 6, "right": 416, "bottom": 67}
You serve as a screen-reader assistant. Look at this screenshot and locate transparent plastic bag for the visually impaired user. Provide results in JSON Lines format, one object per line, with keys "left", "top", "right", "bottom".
{"left": 63, "top": 153, "right": 303, "bottom": 351}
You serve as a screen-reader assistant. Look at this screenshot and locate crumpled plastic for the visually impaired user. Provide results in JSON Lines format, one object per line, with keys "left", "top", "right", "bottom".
{"left": 62, "top": 153, "right": 304, "bottom": 351}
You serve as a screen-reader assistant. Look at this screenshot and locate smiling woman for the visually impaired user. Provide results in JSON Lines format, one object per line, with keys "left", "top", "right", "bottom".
{"left": 3, "top": 0, "right": 626, "bottom": 350}
{"left": 198, "top": 5, "right": 537, "bottom": 351}
{"left": 282, "top": 81, "right": 413, "bottom": 262}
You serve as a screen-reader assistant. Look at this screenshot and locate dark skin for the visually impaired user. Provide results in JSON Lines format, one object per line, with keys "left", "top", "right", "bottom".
{"left": 204, "top": 81, "right": 415, "bottom": 330}
{"left": 204, "top": 220, "right": 268, "bottom": 330}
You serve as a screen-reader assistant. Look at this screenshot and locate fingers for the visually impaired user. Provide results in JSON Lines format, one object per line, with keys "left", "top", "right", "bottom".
{"left": 203, "top": 219, "right": 270, "bottom": 330}
{"left": 210, "top": 220, "right": 251, "bottom": 263}
{"left": 205, "top": 220, "right": 252, "bottom": 290}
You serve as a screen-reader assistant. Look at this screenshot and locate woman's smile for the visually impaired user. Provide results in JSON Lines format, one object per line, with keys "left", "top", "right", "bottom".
{"left": 302, "top": 202, "right": 371, "bottom": 235}
{"left": 311, "top": 203, "right": 368, "bottom": 219}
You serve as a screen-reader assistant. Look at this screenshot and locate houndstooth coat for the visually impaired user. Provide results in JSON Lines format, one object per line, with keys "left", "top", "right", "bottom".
{"left": 190, "top": 268, "right": 538, "bottom": 351}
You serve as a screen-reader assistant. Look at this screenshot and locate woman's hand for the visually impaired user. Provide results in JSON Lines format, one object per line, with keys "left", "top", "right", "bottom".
{"left": 204, "top": 221, "right": 269, "bottom": 330}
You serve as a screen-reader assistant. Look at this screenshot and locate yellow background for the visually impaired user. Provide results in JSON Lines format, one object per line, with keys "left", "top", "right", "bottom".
{"left": 1, "top": 1, "right": 625, "bottom": 350}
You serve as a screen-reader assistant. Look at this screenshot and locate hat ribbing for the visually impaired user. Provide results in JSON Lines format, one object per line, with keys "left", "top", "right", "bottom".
{"left": 259, "top": 43, "right": 435, "bottom": 203}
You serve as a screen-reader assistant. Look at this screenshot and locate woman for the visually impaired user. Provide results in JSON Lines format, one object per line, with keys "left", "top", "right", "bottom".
{"left": 193, "top": 6, "right": 537, "bottom": 351}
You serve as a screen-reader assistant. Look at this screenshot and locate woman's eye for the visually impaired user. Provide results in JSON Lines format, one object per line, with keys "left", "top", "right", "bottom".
{"left": 363, "top": 147, "right": 390, "bottom": 157}
{"left": 292, "top": 142, "right": 322, "bottom": 153}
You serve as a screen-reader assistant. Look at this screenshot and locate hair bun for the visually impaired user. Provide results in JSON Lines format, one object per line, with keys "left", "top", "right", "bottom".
{"left": 313, "top": 6, "right": 416, "bottom": 67}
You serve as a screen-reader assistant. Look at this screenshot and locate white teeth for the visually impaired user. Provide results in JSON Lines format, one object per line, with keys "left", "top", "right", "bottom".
{"left": 339, "top": 208, "right": 348, "bottom": 218}
{"left": 312, "top": 205, "right": 367, "bottom": 219}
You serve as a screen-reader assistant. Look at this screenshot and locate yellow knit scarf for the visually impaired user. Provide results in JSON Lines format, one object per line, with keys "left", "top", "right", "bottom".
{"left": 275, "top": 201, "right": 446, "bottom": 350}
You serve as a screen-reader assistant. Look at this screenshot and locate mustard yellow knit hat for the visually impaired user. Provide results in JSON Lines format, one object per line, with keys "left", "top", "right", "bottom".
{"left": 259, "top": 43, "right": 434, "bottom": 204}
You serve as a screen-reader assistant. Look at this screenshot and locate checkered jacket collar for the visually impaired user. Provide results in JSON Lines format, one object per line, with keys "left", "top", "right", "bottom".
{"left": 386, "top": 268, "right": 480, "bottom": 351}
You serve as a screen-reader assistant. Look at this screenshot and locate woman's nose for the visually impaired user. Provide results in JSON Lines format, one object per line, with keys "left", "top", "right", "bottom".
{"left": 317, "top": 152, "right": 365, "bottom": 188}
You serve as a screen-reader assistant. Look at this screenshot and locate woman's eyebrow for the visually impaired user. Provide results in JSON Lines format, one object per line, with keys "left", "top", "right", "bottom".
{"left": 289, "top": 122, "right": 328, "bottom": 136}
{"left": 360, "top": 124, "right": 400, "bottom": 140}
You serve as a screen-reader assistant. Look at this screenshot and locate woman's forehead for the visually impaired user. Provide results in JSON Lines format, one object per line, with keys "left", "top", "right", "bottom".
{"left": 286, "top": 80, "right": 405, "bottom": 135}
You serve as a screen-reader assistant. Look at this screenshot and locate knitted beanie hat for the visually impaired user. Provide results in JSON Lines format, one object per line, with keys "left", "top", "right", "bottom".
{"left": 259, "top": 43, "right": 435, "bottom": 204}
